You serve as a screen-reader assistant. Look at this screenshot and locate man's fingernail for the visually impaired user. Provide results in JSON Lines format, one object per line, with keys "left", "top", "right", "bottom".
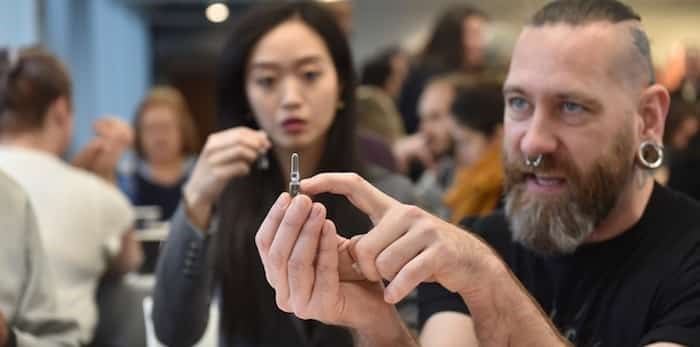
{"left": 312, "top": 204, "right": 323, "bottom": 218}
{"left": 276, "top": 193, "right": 290, "bottom": 207}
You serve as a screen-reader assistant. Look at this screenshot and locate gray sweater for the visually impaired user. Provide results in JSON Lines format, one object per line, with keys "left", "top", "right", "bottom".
{"left": 0, "top": 171, "right": 80, "bottom": 347}
{"left": 152, "top": 167, "right": 416, "bottom": 347}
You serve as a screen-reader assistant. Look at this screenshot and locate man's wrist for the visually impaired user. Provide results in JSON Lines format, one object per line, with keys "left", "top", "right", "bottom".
{"left": 352, "top": 303, "right": 418, "bottom": 347}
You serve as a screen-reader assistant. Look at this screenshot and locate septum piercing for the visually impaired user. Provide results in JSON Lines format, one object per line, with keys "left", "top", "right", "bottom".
{"left": 525, "top": 154, "right": 543, "bottom": 168}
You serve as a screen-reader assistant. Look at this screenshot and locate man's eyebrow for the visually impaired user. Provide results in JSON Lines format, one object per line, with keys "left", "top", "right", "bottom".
{"left": 502, "top": 85, "right": 526, "bottom": 96}
{"left": 554, "top": 91, "right": 602, "bottom": 108}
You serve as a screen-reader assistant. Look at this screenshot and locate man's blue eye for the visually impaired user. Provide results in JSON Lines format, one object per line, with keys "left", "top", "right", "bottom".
{"left": 509, "top": 97, "right": 528, "bottom": 111}
{"left": 563, "top": 101, "right": 584, "bottom": 113}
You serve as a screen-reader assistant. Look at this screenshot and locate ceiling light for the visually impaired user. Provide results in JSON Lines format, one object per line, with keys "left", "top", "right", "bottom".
{"left": 206, "top": 3, "right": 229, "bottom": 23}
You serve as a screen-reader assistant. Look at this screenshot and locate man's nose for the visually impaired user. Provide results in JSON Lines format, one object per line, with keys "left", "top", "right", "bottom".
{"left": 520, "top": 110, "right": 557, "bottom": 158}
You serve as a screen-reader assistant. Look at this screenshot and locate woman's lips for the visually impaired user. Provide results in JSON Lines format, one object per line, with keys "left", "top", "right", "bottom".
{"left": 281, "top": 119, "right": 307, "bottom": 134}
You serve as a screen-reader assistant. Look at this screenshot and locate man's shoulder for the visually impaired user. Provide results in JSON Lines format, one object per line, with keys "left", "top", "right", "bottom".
{"left": 654, "top": 185, "right": 700, "bottom": 239}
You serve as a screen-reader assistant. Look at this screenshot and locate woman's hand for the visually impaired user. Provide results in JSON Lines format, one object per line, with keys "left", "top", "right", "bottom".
{"left": 183, "top": 127, "right": 270, "bottom": 230}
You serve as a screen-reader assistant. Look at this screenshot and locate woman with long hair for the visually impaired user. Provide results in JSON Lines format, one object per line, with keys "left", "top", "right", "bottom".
{"left": 152, "top": 3, "right": 413, "bottom": 347}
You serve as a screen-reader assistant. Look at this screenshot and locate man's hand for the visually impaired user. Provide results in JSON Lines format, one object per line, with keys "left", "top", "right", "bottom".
{"left": 298, "top": 174, "right": 501, "bottom": 302}
{"left": 255, "top": 193, "right": 394, "bottom": 333}
{"left": 392, "top": 134, "right": 436, "bottom": 174}
{"left": 258, "top": 173, "right": 569, "bottom": 347}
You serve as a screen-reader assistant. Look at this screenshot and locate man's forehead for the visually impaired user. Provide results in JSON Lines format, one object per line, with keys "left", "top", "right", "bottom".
{"left": 506, "top": 22, "right": 630, "bottom": 92}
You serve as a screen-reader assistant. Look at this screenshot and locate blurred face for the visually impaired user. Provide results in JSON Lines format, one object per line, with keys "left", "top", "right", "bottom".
{"left": 418, "top": 82, "right": 455, "bottom": 157}
{"left": 502, "top": 23, "right": 642, "bottom": 255}
{"left": 462, "top": 16, "right": 487, "bottom": 68}
{"left": 451, "top": 123, "right": 489, "bottom": 167}
{"left": 385, "top": 52, "right": 409, "bottom": 99}
{"left": 246, "top": 19, "right": 340, "bottom": 151}
{"left": 140, "top": 105, "right": 183, "bottom": 163}
{"left": 672, "top": 116, "right": 699, "bottom": 150}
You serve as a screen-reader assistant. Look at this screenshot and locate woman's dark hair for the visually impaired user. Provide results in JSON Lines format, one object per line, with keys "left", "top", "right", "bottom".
{"left": 0, "top": 47, "right": 71, "bottom": 134}
{"left": 214, "top": 2, "right": 368, "bottom": 342}
{"left": 450, "top": 82, "right": 504, "bottom": 137}
{"left": 420, "top": 5, "right": 487, "bottom": 71}
{"left": 360, "top": 46, "right": 401, "bottom": 88}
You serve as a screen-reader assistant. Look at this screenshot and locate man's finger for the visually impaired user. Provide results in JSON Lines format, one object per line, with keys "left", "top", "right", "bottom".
{"left": 383, "top": 251, "right": 433, "bottom": 304}
{"left": 307, "top": 219, "right": 341, "bottom": 322}
{"left": 266, "top": 195, "right": 312, "bottom": 304}
{"left": 256, "top": 193, "right": 291, "bottom": 258}
{"left": 300, "top": 173, "right": 397, "bottom": 224}
{"left": 337, "top": 235, "right": 366, "bottom": 281}
{"left": 287, "top": 203, "right": 326, "bottom": 316}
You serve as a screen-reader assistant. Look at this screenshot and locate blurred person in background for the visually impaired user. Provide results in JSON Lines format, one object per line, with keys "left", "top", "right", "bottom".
{"left": 119, "top": 86, "right": 200, "bottom": 221}
{"left": 356, "top": 47, "right": 409, "bottom": 145}
{"left": 443, "top": 82, "right": 504, "bottom": 224}
{"left": 0, "top": 47, "right": 142, "bottom": 345}
{"left": 662, "top": 44, "right": 700, "bottom": 105}
{"left": 320, "top": 0, "right": 353, "bottom": 36}
{"left": 398, "top": 5, "right": 489, "bottom": 135}
{"left": 666, "top": 98, "right": 700, "bottom": 198}
{"left": 152, "top": 3, "right": 415, "bottom": 347}
{"left": 394, "top": 74, "right": 474, "bottom": 184}
{"left": 0, "top": 168, "right": 80, "bottom": 347}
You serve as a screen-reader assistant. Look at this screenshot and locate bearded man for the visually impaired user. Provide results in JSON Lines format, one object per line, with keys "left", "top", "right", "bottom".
{"left": 255, "top": 0, "right": 700, "bottom": 346}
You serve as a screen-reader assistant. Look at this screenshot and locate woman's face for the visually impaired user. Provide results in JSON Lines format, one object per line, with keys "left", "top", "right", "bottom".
{"left": 245, "top": 19, "right": 340, "bottom": 151}
{"left": 462, "top": 16, "right": 486, "bottom": 69}
{"left": 140, "top": 104, "right": 183, "bottom": 163}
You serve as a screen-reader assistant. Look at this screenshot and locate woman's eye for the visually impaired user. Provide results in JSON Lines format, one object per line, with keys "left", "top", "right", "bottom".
{"left": 255, "top": 77, "right": 276, "bottom": 88}
{"left": 303, "top": 71, "right": 321, "bottom": 82}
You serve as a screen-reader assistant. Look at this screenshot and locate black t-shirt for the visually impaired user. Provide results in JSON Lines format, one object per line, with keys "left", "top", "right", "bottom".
{"left": 418, "top": 184, "right": 700, "bottom": 346}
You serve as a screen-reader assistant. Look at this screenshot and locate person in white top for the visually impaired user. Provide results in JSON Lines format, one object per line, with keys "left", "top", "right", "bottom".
{"left": 0, "top": 47, "right": 143, "bottom": 344}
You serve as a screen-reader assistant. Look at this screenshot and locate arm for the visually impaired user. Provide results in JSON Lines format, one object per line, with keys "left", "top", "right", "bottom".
{"left": 106, "top": 229, "right": 143, "bottom": 276}
{"left": 419, "top": 312, "right": 478, "bottom": 347}
{"left": 151, "top": 204, "right": 215, "bottom": 347}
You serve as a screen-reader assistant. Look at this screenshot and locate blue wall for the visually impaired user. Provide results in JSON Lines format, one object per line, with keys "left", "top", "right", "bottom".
{"left": 0, "top": 0, "right": 39, "bottom": 47}
{"left": 42, "top": 0, "right": 152, "bottom": 154}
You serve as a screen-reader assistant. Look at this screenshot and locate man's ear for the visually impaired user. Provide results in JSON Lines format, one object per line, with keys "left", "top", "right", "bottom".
{"left": 47, "top": 96, "right": 72, "bottom": 128}
{"left": 637, "top": 84, "right": 670, "bottom": 145}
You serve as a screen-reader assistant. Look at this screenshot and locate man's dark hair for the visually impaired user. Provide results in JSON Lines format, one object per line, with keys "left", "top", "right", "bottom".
{"left": 451, "top": 83, "right": 504, "bottom": 137}
{"left": 530, "top": 0, "right": 654, "bottom": 84}
{"left": 360, "top": 47, "right": 401, "bottom": 89}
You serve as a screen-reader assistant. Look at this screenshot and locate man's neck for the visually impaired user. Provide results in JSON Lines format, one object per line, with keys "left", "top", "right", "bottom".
{"left": 586, "top": 170, "right": 654, "bottom": 243}
{"left": 0, "top": 131, "right": 60, "bottom": 156}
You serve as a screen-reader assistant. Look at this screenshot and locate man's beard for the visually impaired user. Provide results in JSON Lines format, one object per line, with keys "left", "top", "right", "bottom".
{"left": 503, "top": 130, "right": 636, "bottom": 256}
